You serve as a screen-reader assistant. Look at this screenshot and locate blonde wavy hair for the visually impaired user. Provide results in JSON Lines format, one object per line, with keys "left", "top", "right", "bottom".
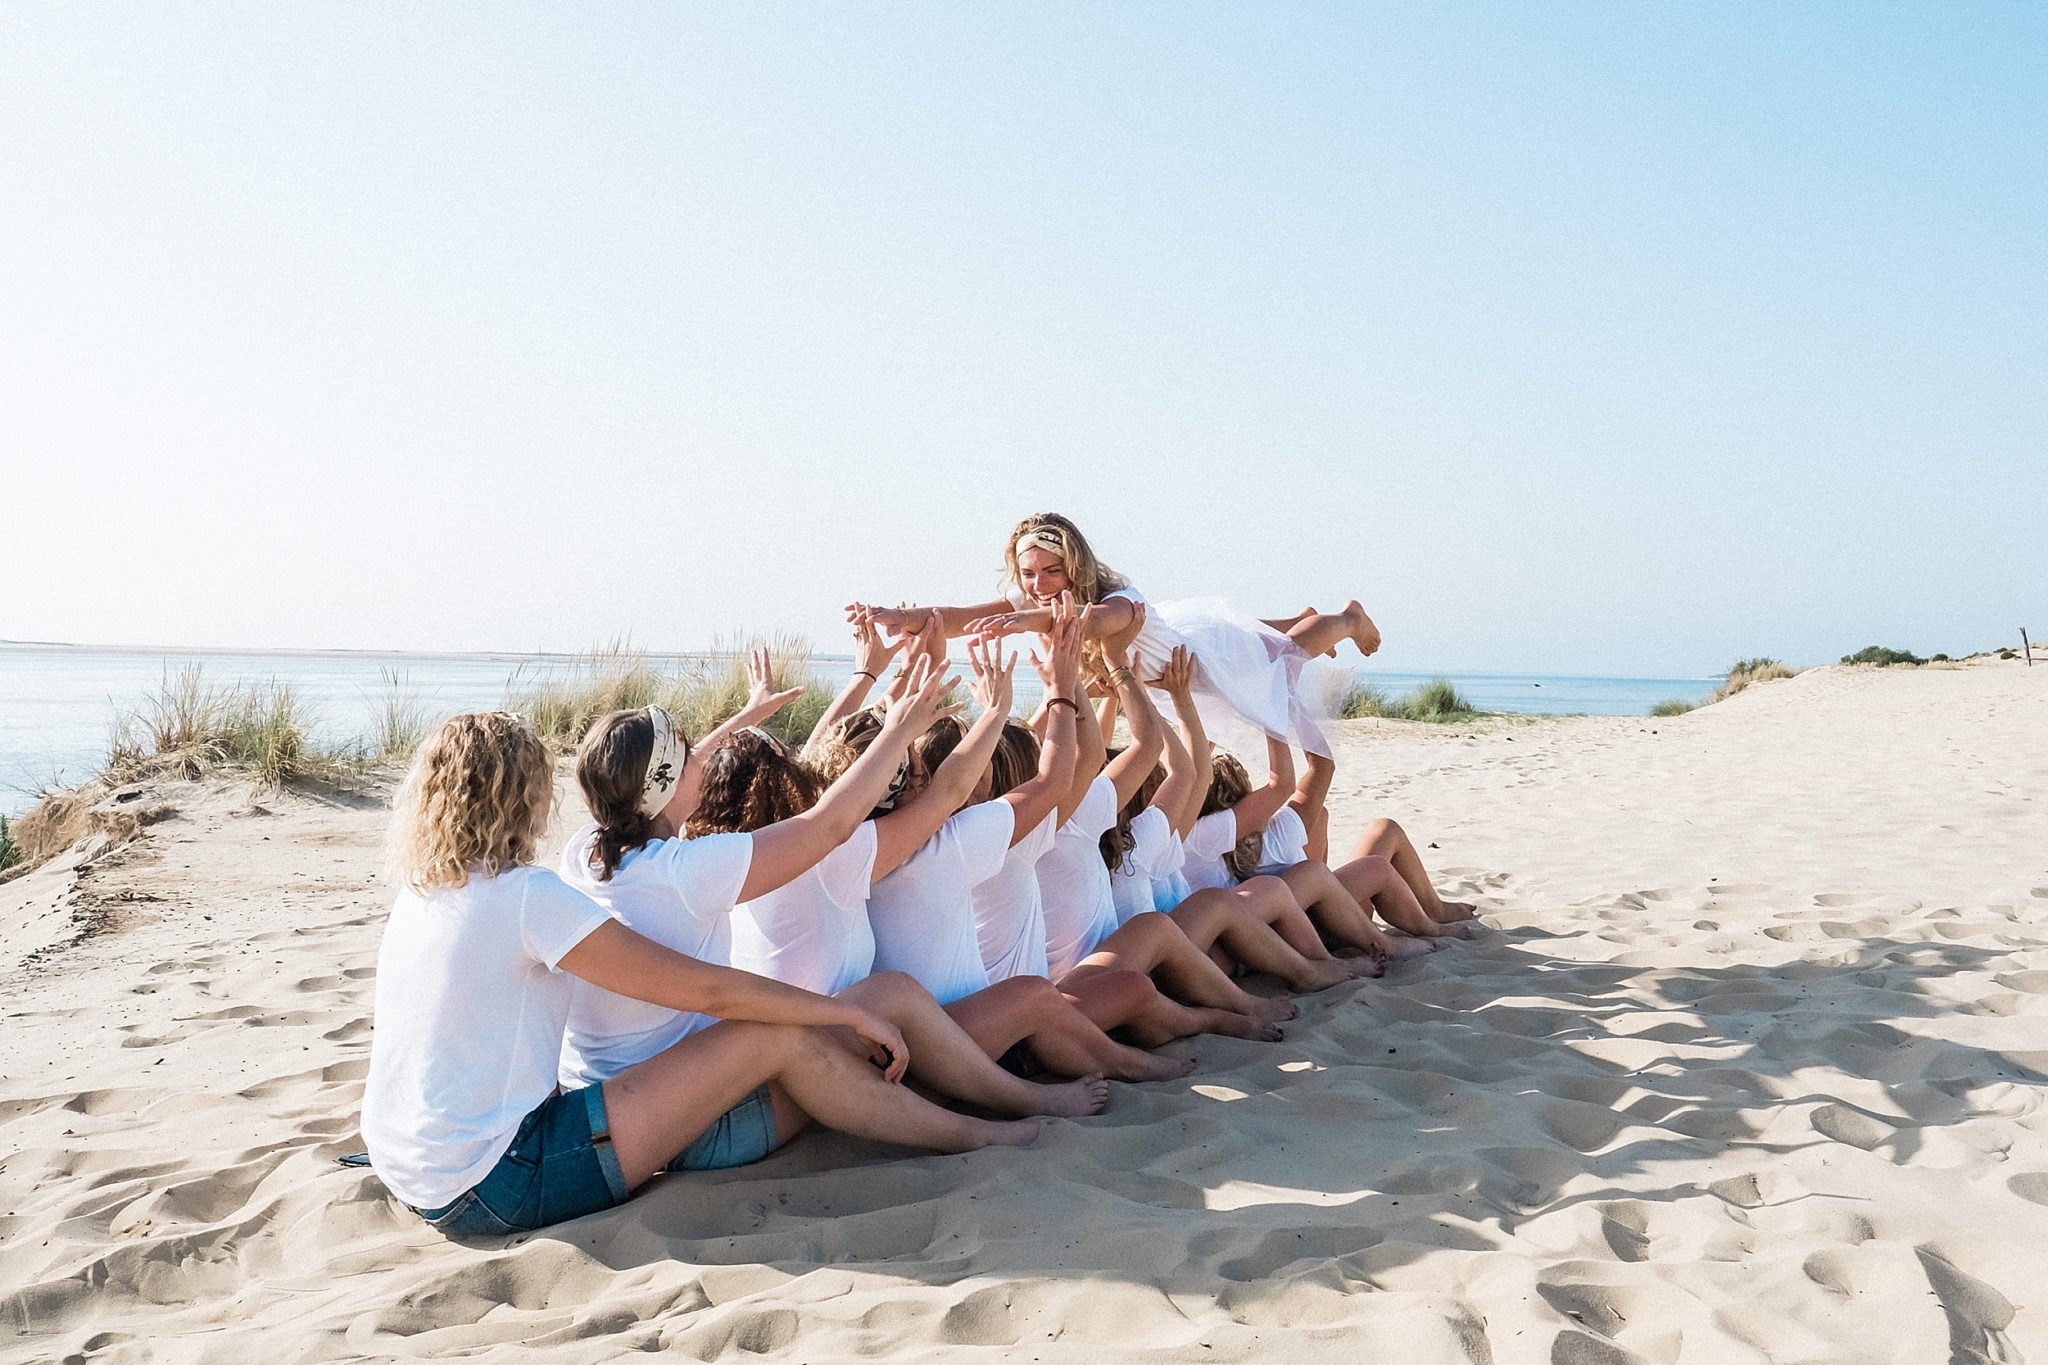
{"left": 1002, "top": 512, "right": 1129, "bottom": 607}
{"left": 388, "top": 712, "right": 554, "bottom": 891}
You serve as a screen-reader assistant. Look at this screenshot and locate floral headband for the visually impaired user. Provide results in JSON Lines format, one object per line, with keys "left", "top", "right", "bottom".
{"left": 639, "top": 706, "right": 690, "bottom": 816}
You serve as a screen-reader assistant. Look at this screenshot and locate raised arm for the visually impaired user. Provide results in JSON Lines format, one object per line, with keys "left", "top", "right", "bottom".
{"left": 1048, "top": 657, "right": 1107, "bottom": 824}
{"left": 560, "top": 921, "right": 907, "bottom": 1080}
{"left": 870, "top": 641, "right": 1014, "bottom": 878}
{"left": 739, "top": 657, "right": 960, "bottom": 902}
{"left": 811, "top": 617, "right": 902, "bottom": 740}
{"left": 846, "top": 599, "right": 1013, "bottom": 643}
{"left": 962, "top": 594, "right": 1137, "bottom": 646}
{"left": 1289, "top": 751, "right": 1337, "bottom": 863}
{"left": 1229, "top": 737, "right": 1298, "bottom": 838}
{"left": 996, "top": 593, "right": 1082, "bottom": 845}
{"left": 1099, "top": 605, "right": 1165, "bottom": 808}
{"left": 675, "top": 647, "right": 807, "bottom": 817}
{"left": 1154, "top": 646, "right": 1210, "bottom": 836}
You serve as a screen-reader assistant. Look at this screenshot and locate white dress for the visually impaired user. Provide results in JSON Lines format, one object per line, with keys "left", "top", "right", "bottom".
{"left": 1006, "top": 582, "right": 1334, "bottom": 757}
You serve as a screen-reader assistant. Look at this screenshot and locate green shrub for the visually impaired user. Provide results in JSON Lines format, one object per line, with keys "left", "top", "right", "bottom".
{"left": 1649, "top": 699, "right": 1696, "bottom": 717}
{"left": 1394, "top": 677, "right": 1479, "bottom": 722}
{"left": 1841, "top": 645, "right": 1924, "bottom": 667}
{"left": 1337, "top": 679, "right": 1390, "bottom": 719}
{"left": 0, "top": 815, "right": 20, "bottom": 872}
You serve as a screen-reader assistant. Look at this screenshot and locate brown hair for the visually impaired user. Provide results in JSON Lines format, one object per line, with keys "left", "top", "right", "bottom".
{"left": 1002, "top": 512, "right": 1129, "bottom": 607}
{"left": 804, "top": 708, "right": 910, "bottom": 817}
{"left": 1201, "top": 751, "right": 1265, "bottom": 882}
{"left": 989, "top": 721, "right": 1039, "bottom": 799}
{"left": 389, "top": 712, "right": 554, "bottom": 891}
{"left": 686, "top": 729, "right": 823, "bottom": 836}
{"left": 574, "top": 709, "right": 660, "bottom": 882}
{"left": 1097, "top": 747, "right": 1164, "bottom": 874}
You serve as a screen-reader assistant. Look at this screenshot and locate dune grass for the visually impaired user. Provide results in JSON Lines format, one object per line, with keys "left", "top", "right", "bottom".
{"left": 1711, "top": 657, "right": 1798, "bottom": 702}
{"left": 1841, "top": 644, "right": 1925, "bottom": 667}
{"left": 105, "top": 664, "right": 353, "bottom": 788}
{"left": 506, "top": 635, "right": 834, "bottom": 752}
{"left": 368, "top": 668, "right": 432, "bottom": 763}
{"left": 0, "top": 815, "right": 20, "bottom": 873}
{"left": 1649, "top": 699, "right": 1697, "bottom": 717}
{"left": 1339, "top": 675, "right": 1482, "bottom": 723}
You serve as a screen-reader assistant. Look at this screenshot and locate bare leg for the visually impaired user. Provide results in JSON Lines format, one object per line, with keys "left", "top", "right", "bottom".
{"left": 838, "top": 972, "right": 1109, "bottom": 1117}
{"left": 1284, "top": 601, "right": 1382, "bottom": 659}
{"left": 1171, "top": 889, "right": 1364, "bottom": 993}
{"left": 942, "top": 975, "right": 1179, "bottom": 1084}
{"left": 603, "top": 1020, "right": 1039, "bottom": 1190}
{"left": 1352, "top": 816, "right": 1477, "bottom": 922}
{"left": 1060, "top": 965, "right": 1267, "bottom": 1049}
{"left": 1066, "top": 911, "right": 1293, "bottom": 1029}
{"left": 1281, "top": 859, "right": 1453, "bottom": 959}
{"left": 1230, "top": 875, "right": 1340, "bottom": 963}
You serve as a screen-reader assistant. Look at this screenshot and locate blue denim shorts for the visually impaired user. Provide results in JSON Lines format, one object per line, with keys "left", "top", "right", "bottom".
{"left": 413, "top": 1084, "right": 630, "bottom": 1237}
{"left": 669, "top": 1084, "right": 779, "bottom": 1172}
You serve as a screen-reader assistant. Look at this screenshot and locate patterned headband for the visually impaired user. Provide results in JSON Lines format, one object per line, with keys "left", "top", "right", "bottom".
{"left": 639, "top": 706, "right": 689, "bottom": 817}
{"left": 1014, "top": 531, "right": 1065, "bottom": 559}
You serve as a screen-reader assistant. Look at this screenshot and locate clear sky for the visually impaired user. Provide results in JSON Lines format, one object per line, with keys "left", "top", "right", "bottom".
{"left": 3, "top": 4, "right": 2041, "bottom": 677}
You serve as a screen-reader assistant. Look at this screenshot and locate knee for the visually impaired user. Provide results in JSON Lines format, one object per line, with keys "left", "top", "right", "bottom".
{"left": 1240, "top": 876, "right": 1298, "bottom": 912}
{"left": 1353, "top": 817, "right": 1394, "bottom": 856}
{"left": 1090, "top": 968, "right": 1153, "bottom": 1011}
{"left": 864, "top": 970, "right": 926, "bottom": 1007}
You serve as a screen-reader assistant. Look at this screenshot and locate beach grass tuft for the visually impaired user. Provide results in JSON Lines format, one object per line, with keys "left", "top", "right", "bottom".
{"left": 1649, "top": 699, "right": 1697, "bottom": 717}
{"left": 0, "top": 815, "right": 19, "bottom": 873}
{"left": 1711, "top": 657, "right": 1798, "bottom": 702}
{"left": 369, "top": 669, "right": 432, "bottom": 763}
{"left": 506, "top": 636, "right": 833, "bottom": 752}
{"left": 1338, "top": 674, "right": 1481, "bottom": 723}
{"left": 1841, "top": 644, "right": 1925, "bottom": 667}
{"left": 106, "top": 664, "right": 350, "bottom": 787}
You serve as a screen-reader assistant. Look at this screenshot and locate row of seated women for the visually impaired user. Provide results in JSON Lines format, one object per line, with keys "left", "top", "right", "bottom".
{"left": 359, "top": 598, "right": 1476, "bottom": 1237}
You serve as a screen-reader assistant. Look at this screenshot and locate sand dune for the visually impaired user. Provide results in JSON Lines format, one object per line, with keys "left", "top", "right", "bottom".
{"left": 3, "top": 660, "right": 2045, "bottom": 1363}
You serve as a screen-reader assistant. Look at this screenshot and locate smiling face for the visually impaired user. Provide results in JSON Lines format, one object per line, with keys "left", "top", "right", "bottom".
{"left": 1017, "top": 547, "right": 1072, "bottom": 605}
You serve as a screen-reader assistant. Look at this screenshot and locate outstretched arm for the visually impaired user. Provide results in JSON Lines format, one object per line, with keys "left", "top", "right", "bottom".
{"left": 870, "top": 641, "right": 1014, "bottom": 878}
{"left": 1229, "top": 738, "right": 1297, "bottom": 838}
{"left": 560, "top": 921, "right": 907, "bottom": 1081}
{"left": 1155, "top": 647, "right": 1210, "bottom": 836}
{"left": 741, "top": 657, "right": 959, "bottom": 901}
{"left": 812, "top": 617, "right": 903, "bottom": 740}
{"left": 1097, "top": 605, "right": 1165, "bottom": 808}
{"left": 674, "top": 647, "right": 807, "bottom": 819}
{"left": 997, "top": 593, "right": 1082, "bottom": 845}
{"left": 846, "top": 599, "right": 1013, "bottom": 643}
{"left": 961, "top": 595, "right": 1137, "bottom": 646}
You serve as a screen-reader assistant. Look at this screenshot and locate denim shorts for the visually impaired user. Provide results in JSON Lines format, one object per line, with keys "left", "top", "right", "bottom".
{"left": 413, "top": 1084, "right": 630, "bottom": 1237}
{"left": 669, "top": 1084, "right": 779, "bottom": 1172}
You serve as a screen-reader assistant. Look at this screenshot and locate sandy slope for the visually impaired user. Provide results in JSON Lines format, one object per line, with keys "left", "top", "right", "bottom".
{"left": 2, "top": 661, "right": 2045, "bottom": 1364}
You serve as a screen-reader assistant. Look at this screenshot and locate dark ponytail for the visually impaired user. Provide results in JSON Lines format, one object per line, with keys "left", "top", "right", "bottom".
{"left": 576, "top": 709, "right": 659, "bottom": 882}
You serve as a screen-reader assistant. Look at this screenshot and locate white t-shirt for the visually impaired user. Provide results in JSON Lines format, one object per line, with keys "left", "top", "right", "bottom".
{"left": 1108, "top": 806, "right": 1185, "bottom": 925}
{"left": 1039, "top": 776, "right": 1121, "bottom": 978}
{"left": 1182, "top": 809, "right": 1243, "bottom": 892}
{"left": 971, "top": 808, "right": 1058, "bottom": 982}
{"left": 1257, "top": 806, "right": 1310, "bottom": 875}
{"left": 868, "top": 801, "right": 1014, "bottom": 1004}
{"left": 554, "top": 824, "right": 756, "bottom": 1088}
{"left": 361, "top": 865, "right": 612, "bottom": 1210}
{"left": 730, "top": 820, "right": 879, "bottom": 997}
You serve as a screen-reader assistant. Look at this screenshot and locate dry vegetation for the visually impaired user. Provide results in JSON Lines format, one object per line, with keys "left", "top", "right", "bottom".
{"left": 1338, "top": 675, "right": 1482, "bottom": 723}
{"left": 1711, "top": 657, "right": 1798, "bottom": 702}
{"left": 505, "top": 636, "right": 832, "bottom": 753}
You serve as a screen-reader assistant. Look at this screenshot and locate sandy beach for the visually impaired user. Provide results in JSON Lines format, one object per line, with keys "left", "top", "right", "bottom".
{"left": 4, "top": 659, "right": 2045, "bottom": 1363}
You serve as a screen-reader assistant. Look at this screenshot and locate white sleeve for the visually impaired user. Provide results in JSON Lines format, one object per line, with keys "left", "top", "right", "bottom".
{"left": 1186, "top": 810, "right": 1238, "bottom": 862}
{"left": 821, "top": 821, "right": 880, "bottom": 908}
{"left": 1262, "top": 808, "right": 1309, "bottom": 867}
{"left": 1015, "top": 810, "right": 1059, "bottom": 864}
{"left": 946, "top": 802, "right": 1017, "bottom": 886}
{"left": 518, "top": 870, "right": 614, "bottom": 970}
{"left": 1004, "top": 584, "right": 1028, "bottom": 609}
{"left": 1128, "top": 808, "right": 1174, "bottom": 879}
{"left": 658, "top": 832, "right": 755, "bottom": 915}
{"left": 1066, "top": 775, "right": 1118, "bottom": 839}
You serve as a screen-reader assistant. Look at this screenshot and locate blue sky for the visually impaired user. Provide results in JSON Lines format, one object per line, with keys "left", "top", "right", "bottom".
{"left": 2, "top": 4, "right": 2041, "bottom": 675}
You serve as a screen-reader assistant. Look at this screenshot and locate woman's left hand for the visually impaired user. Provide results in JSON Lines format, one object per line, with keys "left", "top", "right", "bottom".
{"left": 739, "top": 647, "right": 806, "bottom": 722}
{"left": 964, "top": 612, "right": 1027, "bottom": 640}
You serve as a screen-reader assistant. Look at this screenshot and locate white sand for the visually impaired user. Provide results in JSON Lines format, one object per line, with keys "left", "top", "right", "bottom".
{"left": 3, "top": 661, "right": 2045, "bottom": 1363}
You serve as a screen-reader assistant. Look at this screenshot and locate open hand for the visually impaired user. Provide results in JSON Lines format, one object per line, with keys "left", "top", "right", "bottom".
{"left": 884, "top": 654, "right": 964, "bottom": 736}
{"left": 1150, "top": 643, "right": 1196, "bottom": 697}
{"left": 968, "top": 637, "right": 1017, "bottom": 717}
{"left": 853, "top": 615, "right": 904, "bottom": 681}
{"left": 964, "top": 611, "right": 1028, "bottom": 641}
{"left": 740, "top": 647, "right": 806, "bottom": 723}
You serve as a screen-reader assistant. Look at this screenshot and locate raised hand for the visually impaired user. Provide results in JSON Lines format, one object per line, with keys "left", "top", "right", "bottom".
{"left": 884, "top": 653, "right": 965, "bottom": 736}
{"left": 1047, "top": 591, "right": 1085, "bottom": 698}
{"left": 968, "top": 637, "right": 1017, "bottom": 718}
{"left": 739, "top": 646, "right": 806, "bottom": 723}
{"left": 1100, "top": 600, "right": 1146, "bottom": 668}
{"left": 964, "top": 610, "right": 1028, "bottom": 641}
{"left": 853, "top": 615, "right": 903, "bottom": 681}
{"left": 1150, "top": 643, "right": 1197, "bottom": 697}
{"left": 845, "top": 602, "right": 916, "bottom": 641}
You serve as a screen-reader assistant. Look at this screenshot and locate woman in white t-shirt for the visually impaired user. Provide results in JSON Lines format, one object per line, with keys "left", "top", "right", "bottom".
{"left": 361, "top": 698, "right": 1041, "bottom": 1238}
{"left": 844, "top": 511, "right": 1383, "bottom": 761}
{"left": 1191, "top": 745, "right": 1454, "bottom": 957}
{"left": 559, "top": 693, "right": 1111, "bottom": 1125}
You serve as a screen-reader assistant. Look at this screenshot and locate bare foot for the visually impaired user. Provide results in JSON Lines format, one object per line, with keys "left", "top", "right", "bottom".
{"left": 1130, "top": 1052, "right": 1199, "bottom": 1081}
{"left": 1431, "top": 921, "right": 1477, "bottom": 941}
{"left": 1247, "top": 995, "right": 1300, "bottom": 1024}
{"left": 1033, "top": 1074, "right": 1111, "bottom": 1117}
{"left": 981, "top": 1119, "right": 1043, "bottom": 1149}
{"left": 1342, "top": 600, "right": 1382, "bottom": 657}
{"left": 1200, "top": 1008, "right": 1283, "bottom": 1042}
{"left": 1298, "top": 959, "right": 1362, "bottom": 992}
{"left": 1432, "top": 900, "right": 1480, "bottom": 922}
{"left": 1383, "top": 935, "right": 1447, "bottom": 959}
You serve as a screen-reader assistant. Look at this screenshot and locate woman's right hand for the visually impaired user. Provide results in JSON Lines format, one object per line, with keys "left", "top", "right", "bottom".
{"left": 882, "top": 654, "right": 963, "bottom": 737}
{"left": 853, "top": 615, "right": 903, "bottom": 680}
{"left": 846, "top": 1008, "right": 909, "bottom": 1083}
{"left": 1101, "top": 600, "right": 1146, "bottom": 664}
{"left": 968, "top": 637, "right": 1017, "bottom": 717}
{"left": 845, "top": 602, "right": 918, "bottom": 640}
{"left": 1151, "top": 643, "right": 1197, "bottom": 698}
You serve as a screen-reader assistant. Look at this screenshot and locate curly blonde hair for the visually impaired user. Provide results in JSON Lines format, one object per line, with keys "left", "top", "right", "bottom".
{"left": 388, "top": 712, "right": 554, "bottom": 890}
{"left": 1002, "top": 512, "right": 1129, "bottom": 607}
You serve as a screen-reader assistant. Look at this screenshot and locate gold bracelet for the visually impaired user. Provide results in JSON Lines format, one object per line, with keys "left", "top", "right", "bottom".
{"left": 1108, "top": 668, "right": 1136, "bottom": 686}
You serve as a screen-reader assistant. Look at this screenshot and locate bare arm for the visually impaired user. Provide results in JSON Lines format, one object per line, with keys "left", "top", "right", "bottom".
{"left": 811, "top": 618, "right": 901, "bottom": 740}
{"left": 1290, "top": 751, "right": 1336, "bottom": 863}
{"left": 1230, "top": 737, "right": 1297, "bottom": 838}
{"left": 870, "top": 641, "right": 1014, "bottom": 878}
{"left": 558, "top": 921, "right": 907, "bottom": 1080}
{"left": 1155, "top": 647, "right": 1210, "bottom": 836}
{"left": 1098, "top": 608, "right": 1165, "bottom": 808}
{"left": 845, "top": 599, "right": 1013, "bottom": 643}
{"left": 997, "top": 592, "right": 1082, "bottom": 845}
{"left": 740, "top": 657, "right": 958, "bottom": 902}
{"left": 1053, "top": 663, "right": 1106, "bottom": 824}
{"left": 961, "top": 595, "right": 1138, "bottom": 645}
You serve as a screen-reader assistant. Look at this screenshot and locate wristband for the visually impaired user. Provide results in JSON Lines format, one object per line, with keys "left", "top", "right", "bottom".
{"left": 1047, "top": 696, "right": 1079, "bottom": 713}
{"left": 854, "top": 670, "right": 878, "bottom": 682}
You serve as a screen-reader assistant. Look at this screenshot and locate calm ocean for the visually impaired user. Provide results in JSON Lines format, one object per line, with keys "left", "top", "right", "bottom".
{"left": 0, "top": 646, "right": 1718, "bottom": 816}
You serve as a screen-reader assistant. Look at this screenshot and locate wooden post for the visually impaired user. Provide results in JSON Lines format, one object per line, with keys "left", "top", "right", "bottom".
{"left": 2025, "top": 628, "right": 2034, "bottom": 665}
